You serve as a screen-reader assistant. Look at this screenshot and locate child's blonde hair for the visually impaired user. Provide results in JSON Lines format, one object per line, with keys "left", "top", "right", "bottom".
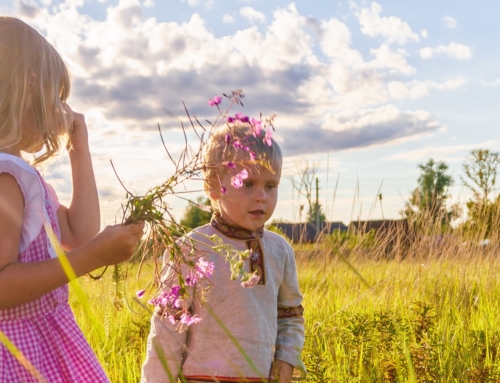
{"left": 0, "top": 16, "right": 71, "bottom": 164}
{"left": 203, "top": 122, "right": 282, "bottom": 211}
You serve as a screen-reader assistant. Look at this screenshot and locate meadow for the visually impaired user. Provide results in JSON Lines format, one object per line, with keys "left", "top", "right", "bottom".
{"left": 70, "top": 223, "right": 500, "bottom": 383}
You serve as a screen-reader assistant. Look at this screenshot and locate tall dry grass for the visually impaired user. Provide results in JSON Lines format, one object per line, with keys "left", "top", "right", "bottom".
{"left": 67, "top": 203, "right": 500, "bottom": 382}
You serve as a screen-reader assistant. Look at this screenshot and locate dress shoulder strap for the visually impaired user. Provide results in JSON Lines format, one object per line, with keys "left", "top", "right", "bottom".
{"left": 0, "top": 153, "right": 56, "bottom": 256}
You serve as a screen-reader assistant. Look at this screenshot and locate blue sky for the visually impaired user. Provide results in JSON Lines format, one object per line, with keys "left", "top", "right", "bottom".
{"left": 1, "top": 0, "right": 499, "bottom": 225}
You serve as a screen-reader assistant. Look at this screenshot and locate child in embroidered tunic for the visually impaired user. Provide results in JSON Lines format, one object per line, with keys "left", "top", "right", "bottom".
{"left": 0, "top": 17, "right": 144, "bottom": 383}
{"left": 141, "top": 122, "right": 306, "bottom": 382}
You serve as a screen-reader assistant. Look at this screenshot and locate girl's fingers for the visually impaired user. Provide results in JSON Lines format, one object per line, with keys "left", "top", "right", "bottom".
{"left": 63, "top": 104, "right": 74, "bottom": 129}
{"left": 129, "top": 222, "right": 145, "bottom": 235}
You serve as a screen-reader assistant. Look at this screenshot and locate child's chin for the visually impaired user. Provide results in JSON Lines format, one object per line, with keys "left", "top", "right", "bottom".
{"left": 246, "top": 220, "right": 265, "bottom": 230}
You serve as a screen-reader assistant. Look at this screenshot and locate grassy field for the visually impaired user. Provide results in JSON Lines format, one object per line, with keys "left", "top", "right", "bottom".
{"left": 70, "top": 232, "right": 500, "bottom": 382}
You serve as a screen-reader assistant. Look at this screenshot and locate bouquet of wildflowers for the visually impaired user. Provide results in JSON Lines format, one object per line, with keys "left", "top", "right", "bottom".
{"left": 115, "top": 90, "right": 276, "bottom": 331}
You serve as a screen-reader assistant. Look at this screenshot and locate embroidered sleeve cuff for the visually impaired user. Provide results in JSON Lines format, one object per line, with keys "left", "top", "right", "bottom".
{"left": 277, "top": 304, "right": 304, "bottom": 319}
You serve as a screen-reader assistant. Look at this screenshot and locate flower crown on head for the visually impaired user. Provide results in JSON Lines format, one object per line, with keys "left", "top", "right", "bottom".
{"left": 207, "top": 91, "right": 277, "bottom": 194}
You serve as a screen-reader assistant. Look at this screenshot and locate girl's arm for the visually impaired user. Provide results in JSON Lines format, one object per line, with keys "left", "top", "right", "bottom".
{"left": 0, "top": 173, "right": 144, "bottom": 309}
{"left": 57, "top": 106, "right": 100, "bottom": 250}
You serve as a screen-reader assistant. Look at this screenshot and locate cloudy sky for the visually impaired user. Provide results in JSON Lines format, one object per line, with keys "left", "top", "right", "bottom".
{"left": 1, "top": 0, "right": 499, "bottom": 225}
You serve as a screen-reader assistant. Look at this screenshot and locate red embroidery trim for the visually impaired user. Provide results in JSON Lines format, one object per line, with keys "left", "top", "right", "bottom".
{"left": 277, "top": 304, "right": 304, "bottom": 319}
{"left": 185, "top": 376, "right": 267, "bottom": 383}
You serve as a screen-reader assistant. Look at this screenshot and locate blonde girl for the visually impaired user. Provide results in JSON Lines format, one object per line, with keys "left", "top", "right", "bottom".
{"left": 0, "top": 16, "right": 144, "bottom": 383}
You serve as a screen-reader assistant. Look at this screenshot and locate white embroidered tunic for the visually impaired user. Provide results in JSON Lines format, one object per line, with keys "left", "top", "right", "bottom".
{"left": 141, "top": 223, "right": 305, "bottom": 382}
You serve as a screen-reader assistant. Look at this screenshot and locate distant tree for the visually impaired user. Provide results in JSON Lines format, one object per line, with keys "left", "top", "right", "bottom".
{"left": 306, "top": 198, "right": 326, "bottom": 224}
{"left": 460, "top": 149, "right": 500, "bottom": 237}
{"left": 286, "top": 159, "right": 326, "bottom": 225}
{"left": 308, "top": 177, "right": 327, "bottom": 224}
{"left": 461, "top": 149, "right": 500, "bottom": 201}
{"left": 402, "top": 159, "right": 456, "bottom": 227}
{"left": 179, "top": 195, "right": 212, "bottom": 230}
{"left": 463, "top": 195, "right": 500, "bottom": 238}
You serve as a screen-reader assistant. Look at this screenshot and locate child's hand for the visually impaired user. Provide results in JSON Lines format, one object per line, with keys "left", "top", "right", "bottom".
{"left": 64, "top": 104, "right": 89, "bottom": 152}
{"left": 269, "top": 360, "right": 294, "bottom": 383}
{"left": 90, "top": 222, "right": 145, "bottom": 267}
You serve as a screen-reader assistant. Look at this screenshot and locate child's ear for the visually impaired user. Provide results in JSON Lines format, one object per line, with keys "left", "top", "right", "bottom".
{"left": 209, "top": 187, "right": 220, "bottom": 201}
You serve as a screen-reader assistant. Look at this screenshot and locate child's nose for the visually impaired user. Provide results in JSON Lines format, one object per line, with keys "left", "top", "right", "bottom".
{"left": 254, "top": 187, "right": 266, "bottom": 202}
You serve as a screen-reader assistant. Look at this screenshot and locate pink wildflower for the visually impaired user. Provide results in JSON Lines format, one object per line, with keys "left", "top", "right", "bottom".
{"left": 168, "top": 315, "right": 177, "bottom": 325}
{"left": 185, "top": 273, "right": 198, "bottom": 286}
{"left": 147, "top": 292, "right": 162, "bottom": 306}
{"left": 168, "top": 285, "right": 181, "bottom": 301}
{"left": 227, "top": 116, "right": 235, "bottom": 123}
{"left": 233, "top": 141, "right": 243, "bottom": 150}
{"left": 241, "top": 273, "right": 261, "bottom": 288}
{"left": 251, "top": 118, "right": 262, "bottom": 137}
{"left": 196, "top": 257, "right": 215, "bottom": 279}
{"left": 250, "top": 152, "right": 257, "bottom": 161}
{"left": 224, "top": 134, "right": 231, "bottom": 144}
{"left": 264, "top": 129, "right": 273, "bottom": 146}
{"left": 235, "top": 112, "right": 249, "bottom": 123}
{"left": 231, "top": 169, "right": 248, "bottom": 188}
{"left": 149, "top": 285, "right": 182, "bottom": 308}
{"left": 221, "top": 186, "right": 227, "bottom": 194}
{"left": 180, "top": 313, "right": 202, "bottom": 326}
{"left": 208, "top": 96, "right": 222, "bottom": 106}
{"left": 136, "top": 289, "right": 145, "bottom": 299}
{"left": 226, "top": 162, "right": 236, "bottom": 169}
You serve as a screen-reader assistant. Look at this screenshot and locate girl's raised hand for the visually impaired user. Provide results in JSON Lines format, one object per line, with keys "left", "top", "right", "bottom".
{"left": 63, "top": 104, "right": 89, "bottom": 152}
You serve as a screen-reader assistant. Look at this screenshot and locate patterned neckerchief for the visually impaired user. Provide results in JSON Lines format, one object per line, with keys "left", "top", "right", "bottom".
{"left": 210, "top": 212, "right": 266, "bottom": 285}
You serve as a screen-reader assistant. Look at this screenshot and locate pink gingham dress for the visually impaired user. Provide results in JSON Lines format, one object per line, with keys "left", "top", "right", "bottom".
{"left": 0, "top": 153, "right": 109, "bottom": 383}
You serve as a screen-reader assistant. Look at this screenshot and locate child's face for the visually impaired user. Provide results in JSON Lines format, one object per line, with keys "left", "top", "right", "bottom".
{"left": 211, "top": 160, "right": 281, "bottom": 231}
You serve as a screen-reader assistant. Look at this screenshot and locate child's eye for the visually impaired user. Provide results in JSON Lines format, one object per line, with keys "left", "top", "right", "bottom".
{"left": 244, "top": 181, "right": 253, "bottom": 188}
{"left": 266, "top": 183, "right": 277, "bottom": 190}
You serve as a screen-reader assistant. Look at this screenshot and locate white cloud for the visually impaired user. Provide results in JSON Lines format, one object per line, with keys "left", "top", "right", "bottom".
{"left": 419, "top": 47, "right": 434, "bottom": 59}
{"left": 223, "top": 14, "right": 235, "bottom": 24}
{"left": 284, "top": 105, "right": 446, "bottom": 155}
{"left": 389, "top": 142, "right": 498, "bottom": 162}
{"left": 18, "top": 0, "right": 460, "bottom": 222}
{"left": 181, "top": 0, "right": 200, "bottom": 7}
{"left": 239, "top": 6, "right": 266, "bottom": 23}
{"left": 420, "top": 29, "right": 428, "bottom": 38}
{"left": 180, "top": 0, "right": 213, "bottom": 7}
{"left": 143, "top": 0, "right": 154, "bottom": 7}
{"left": 353, "top": 1, "right": 419, "bottom": 44}
{"left": 366, "top": 44, "right": 415, "bottom": 75}
{"left": 22, "top": 0, "right": 451, "bottom": 139}
{"left": 442, "top": 15, "right": 457, "bottom": 29}
{"left": 388, "top": 78, "right": 466, "bottom": 100}
{"left": 482, "top": 79, "right": 500, "bottom": 87}
{"left": 420, "top": 42, "right": 472, "bottom": 60}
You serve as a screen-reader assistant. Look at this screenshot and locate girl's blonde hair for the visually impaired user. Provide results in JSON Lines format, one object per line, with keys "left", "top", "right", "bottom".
{"left": 0, "top": 16, "right": 71, "bottom": 164}
{"left": 203, "top": 122, "right": 282, "bottom": 211}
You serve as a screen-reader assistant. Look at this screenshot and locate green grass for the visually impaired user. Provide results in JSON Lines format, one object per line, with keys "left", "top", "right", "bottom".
{"left": 70, "top": 249, "right": 500, "bottom": 382}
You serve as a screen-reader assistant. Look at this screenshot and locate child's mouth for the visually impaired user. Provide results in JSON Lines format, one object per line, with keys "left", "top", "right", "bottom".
{"left": 249, "top": 210, "right": 264, "bottom": 217}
